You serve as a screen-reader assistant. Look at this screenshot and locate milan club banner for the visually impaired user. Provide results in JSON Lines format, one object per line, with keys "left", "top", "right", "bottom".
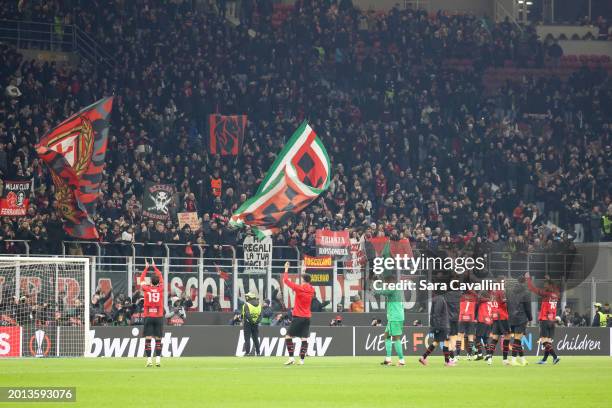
{"left": 209, "top": 114, "right": 247, "bottom": 156}
{"left": 74, "top": 326, "right": 612, "bottom": 357}
{"left": 142, "top": 181, "right": 175, "bottom": 221}
{"left": 0, "top": 180, "right": 31, "bottom": 216}
{"left": 316, "top": 229, "right": 350, "bottom": 258}
{"left": 304, "top": 255, "right": 333, "bottom": 286}
{"left": 243, "top": 235, "right": 273, "bottom": 274}
{"left": 36, "top": 97, "right": 113, "bottom": 239}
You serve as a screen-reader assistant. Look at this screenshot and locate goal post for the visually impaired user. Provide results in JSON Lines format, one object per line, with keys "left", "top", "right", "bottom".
{"left": 0, "top": 256, "right": 90, "bottom": 357}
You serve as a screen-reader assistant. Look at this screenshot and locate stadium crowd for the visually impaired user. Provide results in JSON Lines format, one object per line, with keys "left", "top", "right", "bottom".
{"left": 1, "top": 0, "right": 610, "bottom": 259}
{"left": 0, "top": 0, "right": 611, "bottom": 326}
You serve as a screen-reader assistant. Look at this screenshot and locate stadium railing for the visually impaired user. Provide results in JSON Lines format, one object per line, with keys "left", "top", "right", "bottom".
{"left": 3, "top": 240, "right": 605, "bottom": 321}
{"left": 0, "top": 19, "right": 115, "bottom": 70}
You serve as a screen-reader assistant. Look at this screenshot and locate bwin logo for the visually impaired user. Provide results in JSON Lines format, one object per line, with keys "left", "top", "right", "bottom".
{"left": 235, "top": 328, "right": 333, "bottom": 357}
{"left": 86, "top": 328, "right": 189, "bottom": 357}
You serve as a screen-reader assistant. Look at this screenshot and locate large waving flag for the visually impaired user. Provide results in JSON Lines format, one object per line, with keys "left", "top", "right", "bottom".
{"left": 36, "top": 97, "right": 113, "bottom": 239}
{"left": 230, "top": 121, "right": 330, "bottom": 238}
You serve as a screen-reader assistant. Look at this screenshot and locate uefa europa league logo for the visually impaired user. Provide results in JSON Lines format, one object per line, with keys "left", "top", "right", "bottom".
{"left": 35, "top": 329, "right": 46, "bottom": 358}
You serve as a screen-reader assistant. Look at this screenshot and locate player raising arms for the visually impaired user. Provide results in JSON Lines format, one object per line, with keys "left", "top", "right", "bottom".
{"left": 372, "top": 274, "right": 406, "bottom": 366}
{"left": 507, "top": 277, "right": 532, "bottom": 366}
{"left": 283, "top": 261, "right": 315, "bottom": 366}
{"left": 139, "top": 259, "right": 164, "bottom": 367}
{"left": 485, "top": 276, "right": 511, "bottom": 366}
{"left": 525, "top": 272, "right": 561, "bottom": 365}
{"left": 457, "top": 289, "right": 478, "bottom": 360}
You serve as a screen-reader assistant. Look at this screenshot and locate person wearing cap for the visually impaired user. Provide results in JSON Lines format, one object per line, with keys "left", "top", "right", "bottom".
{"left": 241, "top": 292, "right": 262, "bottom": 356}
{"left": 592, "top": 303, "right": 607, "bottom": 327}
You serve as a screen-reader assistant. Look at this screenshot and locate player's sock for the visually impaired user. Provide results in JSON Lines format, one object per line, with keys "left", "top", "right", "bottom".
{"left": 488, "top": 338, "right": 498, "bottom": 356}
{"left": 385, "top": 338, "right": 393, "bottom": 359}
{"left": 467, "top": 340, "right": 474, "bottom": 356}
{"left": 449, "top": 349, "right": 455, "bottom": 359}
{"left": 299, "top": 341, "right": 308, "bottom": 360}
{"left": 513, "top": 338, "right": 523, "bottom": 357}
{"left": 285, "top": 338, "right": 295, "bottom": 357}
{"left": 422, "top": 344, "right": 435, "bottom": 359}
{"left": 547, "top": 342, "right": 558, "bottom": 359}
{"left": 542, "top": 341, "right": 551, "bottom": 361}
{"left": 455, "top": 340, "right": 461, "bottom": 356}
{"left": 394, "top": 340, "right": 404, "bottom": 360}
{"left": 476, "top": 340, "right": 483, "bottom": 355}
{"left": 502, "top": 339, "right": 509, "bottom": 360}
{"left": 155, "top": 339, "right": 162, "bottom": 357}
{"left": 145, "top": 339, "right": 152, "bottom": 358}
{"left": 442, "top": 346, "right": 450, "bottom": 363}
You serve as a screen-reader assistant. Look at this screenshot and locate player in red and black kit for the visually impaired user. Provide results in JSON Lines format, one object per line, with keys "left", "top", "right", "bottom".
{"left": 456, "top": 290, "right": 478, "bottom": 360}
{"left": 282, "top": 261, "right": 315, "bottom": 366}
{"left": 474, "top": 291, "right": 493, "bottom": 360}
{"left": 486, "top": 276, "right": 511, "bottom": 365}
{"left": 139, "top": 259, "right": 164, "bottom": 367}
{"left": 526, "top": 272, "right": 561, "bottom": 365}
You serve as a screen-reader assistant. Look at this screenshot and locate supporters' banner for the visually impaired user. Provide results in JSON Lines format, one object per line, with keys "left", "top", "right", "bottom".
{"left": 36, "top": 97, "right": 113, "bottom": 239}
{"left": 0, "top": 180, "right": 31, "bottom": 216}
{"left": 243, "top": 235, "right": 273, "bottom": 274}
{"left": 230, "top": 121, "right": 330, "bottom": 238}
{"left": 209, "top": 114, "right": 247, "bottom": 155}
{"left": 178, "top": 212, "right": 200, "bottom": 230}
{"left": 344, "top": 237, "right": 367, "bottom": 278}
{"left": 304, "top": 255, "right": 333, "bottom": 286}
{"left": 316, "top": 229, "right": 350, "bottom": 259}
{"left": 142, "top": 181, "right": 175, "bottom": 221}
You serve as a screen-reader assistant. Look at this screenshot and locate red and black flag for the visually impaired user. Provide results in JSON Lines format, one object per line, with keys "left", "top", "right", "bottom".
{"left": 36, "top": 97, "right": 113, "bottom": 239}
{"left": 209, "top": 114, "right": 247, "bottom": 155}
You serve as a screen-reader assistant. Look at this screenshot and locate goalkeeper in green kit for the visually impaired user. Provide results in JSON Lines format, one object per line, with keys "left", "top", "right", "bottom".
{"left": 372, "top": 274, "right": 406, "bottom": 366}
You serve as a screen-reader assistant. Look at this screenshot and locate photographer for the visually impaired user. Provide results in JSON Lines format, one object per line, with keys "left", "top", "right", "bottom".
{"left": 260, "top": 299, "right": 273, "bottom": 325}
{"left": 229, "top": 309, "right": 242, "bottom": 326}
{"left": 14, "top": 295, "right": 32, "bottom": 326}
{"left": 90, "top": 287, "right": 112, "bottom": 326}
{"left": 126, "top": 290, "right": 144, "bottom": 325}
{"left": 63, "top": 299, "right": 84, "bottom": 326}
{"left": 111, "top": 295, "right": 133, "bottom": 326}
{"left": 166, "top": 296, "right": 187, "bottom": 326}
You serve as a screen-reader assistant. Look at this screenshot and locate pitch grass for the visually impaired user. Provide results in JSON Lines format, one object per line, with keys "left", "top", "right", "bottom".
{"left": 1, "top": 357, "right": 611, "bottom": 408}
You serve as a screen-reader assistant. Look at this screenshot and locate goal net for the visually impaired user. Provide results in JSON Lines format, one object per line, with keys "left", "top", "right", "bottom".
{"left": 0, "top": 257, "right": 89, "bottom": 357}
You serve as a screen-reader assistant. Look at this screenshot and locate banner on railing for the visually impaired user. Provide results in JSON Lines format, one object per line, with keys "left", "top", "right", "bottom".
{"left": 142, "top": 181, "right": 175, "bottom": 221}
{"left": 303, "top": 255, "right": 332, "bottom": 286}
{"left": 344, "top": 237, "right": 366, "bottom": 279}
{"left": 243, "top": 236, "right": 272, "bottom": 274}
{"left": 315, "top": 229, "right": 349, "bottom": 259}
{"left": 0, "top": 180, "right": 31, "bottom": 216}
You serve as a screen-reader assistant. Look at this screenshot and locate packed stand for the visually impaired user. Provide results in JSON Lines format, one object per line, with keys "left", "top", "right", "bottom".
{"left": 0, "top": 0, "right": 610, "bottom": 260}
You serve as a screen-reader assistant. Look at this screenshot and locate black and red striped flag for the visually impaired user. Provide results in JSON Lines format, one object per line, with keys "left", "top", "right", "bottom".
{"left": 36, "top": 97, "right": 113, "bottom": 239}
